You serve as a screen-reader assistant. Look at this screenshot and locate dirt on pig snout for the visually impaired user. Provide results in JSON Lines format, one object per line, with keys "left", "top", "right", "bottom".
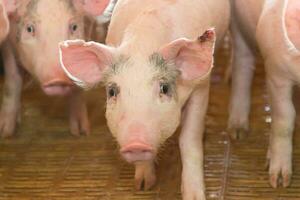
{"left": 1, "top": 43, "right": 300, "bottom": 200}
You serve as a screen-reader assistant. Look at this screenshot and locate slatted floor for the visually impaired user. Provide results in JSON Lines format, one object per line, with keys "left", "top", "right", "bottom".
{"left": 1, "top": 44, "right": 300, "bottom": 199}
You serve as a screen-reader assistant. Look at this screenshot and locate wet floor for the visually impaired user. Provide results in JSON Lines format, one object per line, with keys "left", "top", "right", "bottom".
{"left": 1, "top": 43, "right": 300, "bottom": 200}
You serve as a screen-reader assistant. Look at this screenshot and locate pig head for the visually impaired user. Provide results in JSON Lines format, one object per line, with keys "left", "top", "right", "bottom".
{"left": 59, "top": 29, "right": 216, "bottom": 163}
{"left": 6, "top": 0, "right": 110, "bottom": 96}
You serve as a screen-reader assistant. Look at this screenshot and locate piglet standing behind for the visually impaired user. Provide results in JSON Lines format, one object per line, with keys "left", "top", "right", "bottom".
{"left": 229, "top": 0, "right": 300, "bottom": 188}
{"left": 60, "top": 0, "right": 230, "bottom": 199}
{"left": 0, "top": 0, "right": 110, "bottom": 138}
{"left": 0, "top": 0, "right": 10, "bottom": 43}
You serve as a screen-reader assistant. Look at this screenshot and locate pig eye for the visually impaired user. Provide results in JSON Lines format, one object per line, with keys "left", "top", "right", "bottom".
{"left": 69, "top": 23, "right": 78, "bottom": 34}
{"left": 160, "top": 83, "right": 171, "bottom": 96}
{"left": 107, "top": 84, "right": 119, "bottom": 99}
{"left": 26, "top": 24, "right": 35, "bottom": 35}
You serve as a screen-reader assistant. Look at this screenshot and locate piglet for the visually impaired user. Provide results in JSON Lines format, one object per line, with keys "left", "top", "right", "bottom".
{"left": 0, "top": 0, "right": 10, "bottom": 43}
{"left": 0, "top": 0, "right": 110, "bottom": 138}
{"left": 60, "top": 0, "right": 230, "bottom": 199}
{"left": 229, "top": 0, "right": 300, "bottom": 188}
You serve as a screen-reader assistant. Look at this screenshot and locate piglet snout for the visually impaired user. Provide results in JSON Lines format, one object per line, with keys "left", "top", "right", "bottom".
{"left": 120, "top": 142, "right": 154, "bottom": 163}
{"left": 42, "top": 79, "right": 74, "bottom": 96}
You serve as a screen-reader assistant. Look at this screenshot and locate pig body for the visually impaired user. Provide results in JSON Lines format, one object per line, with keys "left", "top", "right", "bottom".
{"left": 229, "top": 0, "right": 300, "bottom": 188}
{"left": 0, "top": 0, "right": 9, "bottom": 43}
{"left": 0, "top": 0, "right": 110, "bottom": 138}
{"left": 60, "top": 0, "right": 230, "bottom": 199}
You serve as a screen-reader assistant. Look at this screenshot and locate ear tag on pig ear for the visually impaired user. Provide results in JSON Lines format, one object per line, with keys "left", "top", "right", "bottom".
{"left": 198, "top": 29, "right": 215, "bottom": 43}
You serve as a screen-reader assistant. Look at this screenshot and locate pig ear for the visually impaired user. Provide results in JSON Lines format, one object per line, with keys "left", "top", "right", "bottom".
{"left": 0, "top": 3, "right": 9, "bottom": 42}
{"left": 3, "top": 0, "right": 17, "bottom": 14}
{"left": 59, "top": 40, "right": 113, "bottom": 89}
{"left": 73, "top": 0, "right": 110, "bottom": 16}
{"left": 159, "top": 28, "right": 216, "bottom": 83}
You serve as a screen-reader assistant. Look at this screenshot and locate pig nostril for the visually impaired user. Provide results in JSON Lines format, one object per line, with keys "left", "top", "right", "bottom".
{"left": 123, "top": 149, "right": 150, "bottom": 154}
{"left": 43, "top": 79, "right": 73, "bottom": 88}
{"left": 120, "top": 143, "right": 155, "bottom": 163}
{"left": 121, "top": 149, "right": 152, "bottom": 155}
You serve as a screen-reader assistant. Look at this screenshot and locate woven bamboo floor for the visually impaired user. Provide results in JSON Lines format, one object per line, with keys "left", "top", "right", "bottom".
{"left": 1, "top": 44, "right": 300, "bottom": 200}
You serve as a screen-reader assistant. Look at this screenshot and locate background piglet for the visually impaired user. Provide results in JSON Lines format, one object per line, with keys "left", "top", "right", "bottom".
{"left": 229, "top": 0, "right": 300, "bottom": 188}
{"left": 0, "top": 0, "right": 10, "bottom": 43}
{"left": 94, "top": 0, "right": 118, "bottom": 43}
{"left": 0, "top": 0, "right": 110, "bottom": 138}
{"left": 59, "top": 0, "right": 230, "bottom": 199}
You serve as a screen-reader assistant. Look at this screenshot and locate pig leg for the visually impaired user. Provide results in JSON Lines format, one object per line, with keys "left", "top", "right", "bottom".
{"left": 179, "top": 83, "right": 209, "bottom": 200}
{"left": 0, "top": 42, "right": 22, "bottom": 138}
{"left": 134, "top": 161, "right": 156, "bottom": 190}
{"left": 228, "top": 20, "right": 255, "bottom": 140}
{"left": 68, "top": 90, "right": 90, "bottom": 136}
{"left": 266, "top": 68, "right": 294, "bottom": 188}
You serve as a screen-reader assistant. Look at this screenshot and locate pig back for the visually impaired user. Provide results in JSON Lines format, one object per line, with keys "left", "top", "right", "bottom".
{"left": 106, "top": 0, "right": 230, "bottom": 48}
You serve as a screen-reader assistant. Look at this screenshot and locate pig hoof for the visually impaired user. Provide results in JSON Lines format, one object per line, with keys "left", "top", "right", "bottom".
{"left": 269, "top": 171, "right": 292, "bottom": 188}
{"left": 269, "top": 173, "right": 279, "bottom": 188}
{"left": 268, "top": 158, "right": 292, "bottom": 188}
{"left": 70, "top": 119, "right": 90, "bottom": 136}
{"left": 135, "top": 173, "right": 156, "bottom": 191}
{"left": 228, "top": 127, "right": 249, "bottom": 140}
{"left": 283, "top": 173, "right": 292, "bottom": 188}
{"left": 0, "top": 111, "right": 18, "bottom": 138}
{"left": 69, "top": 112, "right": 90, "bottom": 136}
{"left": 134, "top": 162, "right": 156, "bottom": 190}
{"left": 228, "top": 117, "right": 249, "bottom": 140}
{"left": 268, "top": 143, "right": 292, "bottom": 188}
